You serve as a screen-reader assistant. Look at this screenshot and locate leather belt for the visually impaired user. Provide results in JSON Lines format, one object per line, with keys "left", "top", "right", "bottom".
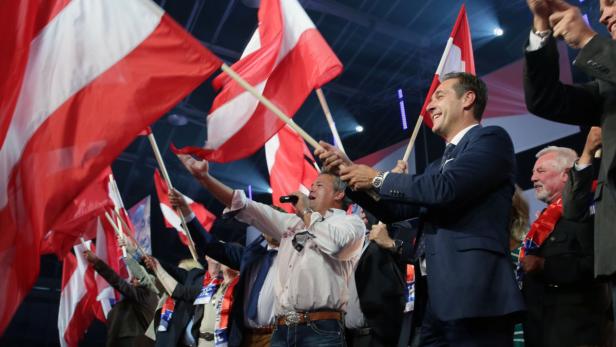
{"left": 199, "top": 332, "right": 214, "bottom": 341}
{"left": 276, "top": 310, "right": 342, "bottom": 326}
{"left": 246, "top": 326, "right": 274, "bottom": 334}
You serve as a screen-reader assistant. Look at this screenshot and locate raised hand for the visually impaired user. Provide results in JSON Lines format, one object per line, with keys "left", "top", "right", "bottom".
{"left": 580, "top": 127, "right": 602, "bottom": 165}
{"left": 391, "top": 160, "right": 408, "bottom": 174}
{"left": 83, "top": 250, "right": 98, "bottom": 264}
{"left": 177, "top": 154, "right": 210, "bottom": 179}
{"left": 527, "top": 0, "right": 556, "bottom": 31}
{"left": 314, "top": 141, "right": 352, "bottom": 175}
{"left": 549, "top": 0, "right": 597, "bottom": 48}
{"left": 169, "top": 188, "right": 192, "bottom": 218}
{"left": 340, "top": 164, "right": 379, "bottom": 191}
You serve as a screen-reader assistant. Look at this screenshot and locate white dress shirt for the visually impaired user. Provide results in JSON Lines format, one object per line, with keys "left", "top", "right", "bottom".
{"left": 225, "top": 190, "right": 365, "bottom": 315}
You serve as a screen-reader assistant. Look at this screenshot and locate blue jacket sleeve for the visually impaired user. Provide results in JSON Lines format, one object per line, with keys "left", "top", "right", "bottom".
{"left": 379, "top": 127, "right": 515, "bottom": 209}
{"left": 187, "top": 218, "right": 244, "bottom": 271}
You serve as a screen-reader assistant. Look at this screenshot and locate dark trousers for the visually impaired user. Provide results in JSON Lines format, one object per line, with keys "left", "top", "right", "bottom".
{"left": 271, "top": 319, "right": 346, "bottom": 347}
{"left": 420, "top": 301, "right": 514, "bottom": 347}
{"left": 345, "top": 328, "right": 387, "bottom": 347}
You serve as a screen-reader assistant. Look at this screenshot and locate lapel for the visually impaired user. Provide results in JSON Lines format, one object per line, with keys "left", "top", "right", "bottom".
{"left": 241, "top": 236, "right": 267, "bottom": 273}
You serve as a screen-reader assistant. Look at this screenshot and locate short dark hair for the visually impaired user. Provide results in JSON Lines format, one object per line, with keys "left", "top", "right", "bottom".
{"left": 441, "top": 72, "right": 488, "bottom": 120}
{"left": 319, "top": 172, "right": 351, "bottom": 211}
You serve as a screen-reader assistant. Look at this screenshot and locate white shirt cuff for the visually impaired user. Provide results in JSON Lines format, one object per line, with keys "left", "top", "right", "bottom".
{"left": 574, "top": 162, "right": 591, "bottom": 171}
{"left": 527, "top": 30, "right": 551, "bottom": 52}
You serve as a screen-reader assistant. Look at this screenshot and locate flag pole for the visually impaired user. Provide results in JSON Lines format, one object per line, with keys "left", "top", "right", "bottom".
{"left": 401, "top": 37, "right": 455, "bottom": 163}
{"left": 105, "top": 211, "right": 173, "bottom": 296}
{"left": 402, "top": 116, "right": 423, "bottom": 162}
{"left": 220, "top": 63, "right": 321, "bottom": 150}
{"left": 146, "top": 132, "right": 199, "bottom": 262}
{"left": 315, "top": 88, "right": 346, "bottom": 154}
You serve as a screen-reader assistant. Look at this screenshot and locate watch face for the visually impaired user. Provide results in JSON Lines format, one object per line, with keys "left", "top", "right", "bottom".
{"left": 373, "top": 176, "right": 383, "bottom": 188}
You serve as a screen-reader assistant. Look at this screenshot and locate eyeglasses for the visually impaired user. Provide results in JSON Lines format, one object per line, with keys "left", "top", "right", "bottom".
{"left": 291, "top": 231, "right": 314, "bottom": 252}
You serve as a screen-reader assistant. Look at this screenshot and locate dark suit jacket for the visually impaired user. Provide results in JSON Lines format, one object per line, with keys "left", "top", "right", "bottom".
{"left": 187, "top": 217, "right": 270, "bottom": 347}
{"left": 349, "top": 125, "right": 526, "bottom": 321}
{"left": 153, "top": 264, "right": 203, "bottom": 347}
{"left": 93, "top": 259, "right": 157, "bottom": 347}
{"left": 524, "top": 35, "right": 616, "bottom": 277}
{"left": 522, "top": 166, "right": 611, "bottom": 347}
{"left": 354, "top": 241, "right": 406, "bottom": 345}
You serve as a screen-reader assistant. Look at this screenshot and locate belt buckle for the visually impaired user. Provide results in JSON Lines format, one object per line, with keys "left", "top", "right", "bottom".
{"left": 284, "top": 311, "right": 302, "bottom": 326}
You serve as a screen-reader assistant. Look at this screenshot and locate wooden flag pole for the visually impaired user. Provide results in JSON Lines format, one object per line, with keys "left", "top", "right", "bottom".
{"left": 109, "top": 211, "right": 171, "bottom": 295}
{"left": 146, "top": 132, "right": 199, "bottom": 262}
{"left": 402, "top": 116, "right": 424, "bottom": 162}
{"left": 316, "top": 88, "right": 346, "bottom": 154}
{"left": 220, "top": 63, "right": 321, "bottom": 150}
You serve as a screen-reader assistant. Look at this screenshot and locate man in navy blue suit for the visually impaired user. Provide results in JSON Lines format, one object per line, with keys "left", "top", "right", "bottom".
{"left": 316, "top": 72, "right": 525, "bottom": 346}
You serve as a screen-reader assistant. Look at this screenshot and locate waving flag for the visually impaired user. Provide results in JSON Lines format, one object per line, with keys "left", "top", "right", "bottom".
{"left": 176, "top": 0, "right": 342, "bottom": 162}
{"left": 265, "top": 125, "right": 319, "bottom": 213}
{"left": 0, "top": 0, "right": 221, "bottom": 332}
{"left": 58, "top": 242, "right": 100, "bottom": 347}
{"left": 419, "top": 4, "right": 475, "bottom": 128}
{"left": 153, "top": 170, "right": 216, "bottom": 245}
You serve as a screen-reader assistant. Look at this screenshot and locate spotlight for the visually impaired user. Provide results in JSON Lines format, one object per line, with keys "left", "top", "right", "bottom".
{"left": 493, "top": 28, "right": 504, "bottom": 37}
{"left": 267, "top": 187, "right": 273, "bottom": 194}
{"left": 355, "top": 125, "right": 364, "bottom": 133}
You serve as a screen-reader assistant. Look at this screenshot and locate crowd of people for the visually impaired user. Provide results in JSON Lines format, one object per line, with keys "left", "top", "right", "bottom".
{"left": 81, "top": 0, "right": 616, "bottom": 346}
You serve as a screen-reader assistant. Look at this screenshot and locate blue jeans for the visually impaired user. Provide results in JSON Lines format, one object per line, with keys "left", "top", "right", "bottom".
{"left": 270, "top": 319, "right": 346, "bottom": 347}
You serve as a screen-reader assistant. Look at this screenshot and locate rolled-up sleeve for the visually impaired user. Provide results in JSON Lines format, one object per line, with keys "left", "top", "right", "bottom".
{"left": 224, "top": 190, "right": 298, "bottom": 241}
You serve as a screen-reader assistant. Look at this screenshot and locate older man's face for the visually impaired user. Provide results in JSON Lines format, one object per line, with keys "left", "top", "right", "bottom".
{"left": 600, "top": 0, "right": 616, "bottom": 39}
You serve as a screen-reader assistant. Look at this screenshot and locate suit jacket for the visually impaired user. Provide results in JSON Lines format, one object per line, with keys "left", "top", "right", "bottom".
{"left": 524, "top": 35, "right": 616, "bottom": 277}
{"left": 354, "top": 241, "right": 406, "bottom": 345}
{"left": 93, "top": 259, "right": 157, "bottom": 347}
{"left": 187, "top": 217, "right": 270, "bottom": 347}
{"left": 349, "top": 125, "right": 526, "bottom": 321}
{"left": 522, "top": 166, "right": 611, "bottom": 347}
{"left": 153, "top": 264, "right": 203, "bottom": 347}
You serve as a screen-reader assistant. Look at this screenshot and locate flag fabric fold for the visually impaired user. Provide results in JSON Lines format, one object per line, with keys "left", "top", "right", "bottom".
{"left": 265, "top": 125, "right": 319, "bottom": 213}
{"left": 0, "top": 0, "right": 221, "bottom": 332}
{"left": 418, "top": 4, "right": 475, "bottom": 128}
{"left": 174, "top": 0, "right": 342, "bottom": 162}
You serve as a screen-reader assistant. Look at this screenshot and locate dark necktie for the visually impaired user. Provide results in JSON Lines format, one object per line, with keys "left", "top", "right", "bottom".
{"left": 440, "top": 143, "right": 456, "bottom": 170}
{"left": 246, "top": 249, "right": 277, "bottom": 321}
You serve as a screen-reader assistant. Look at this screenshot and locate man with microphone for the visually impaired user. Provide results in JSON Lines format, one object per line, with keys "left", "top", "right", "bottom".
{"left": 176, "top": 154, "right": 365, "bottom": 347}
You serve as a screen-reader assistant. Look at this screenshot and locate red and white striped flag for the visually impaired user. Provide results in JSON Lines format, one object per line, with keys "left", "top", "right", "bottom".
{"left": 41, "top": 168, "right": 114, "bottom": 259}
{"left": 0, "top": 0, "right": 221, "bottom": 332}
{"left": 58, "top": 242, "right": 100, "bottom": 347}
{"left": 153, "top": 170, "right": 216, "bottom": 245}
{"left": 175, "top": 0, "right": 343, "bottom": 162}
{"left": 419, "top": 4, "right": 475, "bottom": 128}
{"left": 265, "top": 125, "right": 319, "bottom": 213}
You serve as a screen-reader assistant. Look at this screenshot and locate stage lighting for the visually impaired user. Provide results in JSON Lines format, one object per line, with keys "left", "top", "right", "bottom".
{"left": 355, "top": 125, "right": 364, "bottom": 133}
{"left": 493, "top": 28, "right": 504, "bottom": 37}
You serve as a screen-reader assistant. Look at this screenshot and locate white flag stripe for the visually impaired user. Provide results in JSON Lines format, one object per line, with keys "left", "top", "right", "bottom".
{"left": 205, "top": 0, "right": 315, "bottom": 151}
{"left": 58, "top": 243, "right": 90, "bottom": 347}
{"left": 0, "top": 0, "right": 163, "bottom": 208}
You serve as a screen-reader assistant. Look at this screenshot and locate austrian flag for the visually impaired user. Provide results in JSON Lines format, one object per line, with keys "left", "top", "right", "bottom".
{"left": 0, "top": 0, "right": 221, "bottom": 333}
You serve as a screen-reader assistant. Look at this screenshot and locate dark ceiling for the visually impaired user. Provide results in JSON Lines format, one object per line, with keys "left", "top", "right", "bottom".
{"left": 113, "top": 0, "right": 605, "bottom": 213}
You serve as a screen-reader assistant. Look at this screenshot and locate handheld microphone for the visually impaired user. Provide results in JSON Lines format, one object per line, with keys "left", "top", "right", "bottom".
{"left": 279, "top": 195, "right": 299, "bottom": 204}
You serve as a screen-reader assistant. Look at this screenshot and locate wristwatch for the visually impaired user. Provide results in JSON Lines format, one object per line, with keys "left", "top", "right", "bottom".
{"left": 371, "top": 171, "right": 386, "bottom": 191}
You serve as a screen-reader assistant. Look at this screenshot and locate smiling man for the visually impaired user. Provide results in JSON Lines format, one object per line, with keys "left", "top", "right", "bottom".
{"left": 316, "top": 72, "right": 525, "bottom": 346}
{"left": 176, "top": 154, "right": 365, "bottom": 347}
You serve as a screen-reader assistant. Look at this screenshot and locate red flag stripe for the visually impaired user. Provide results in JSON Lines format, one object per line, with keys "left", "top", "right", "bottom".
{"left": 0, "top": 1, "right": 220, "bottom": 332}
{"left": 176, "top": 0, "right": 342, "bottom": 163}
